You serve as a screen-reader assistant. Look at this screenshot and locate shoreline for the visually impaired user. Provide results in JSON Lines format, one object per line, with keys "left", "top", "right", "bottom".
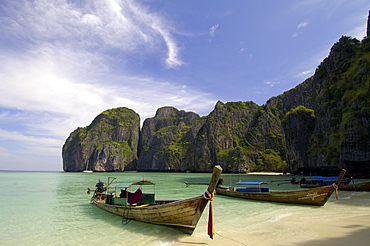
{"left": 246, "top": 172, "right": 289, "bottom": 176}
{"left": 303, "top": 214, "right": 370, "bottom": 246}
{"left": 171, "top": 214, "right": 370, "bottom": 246}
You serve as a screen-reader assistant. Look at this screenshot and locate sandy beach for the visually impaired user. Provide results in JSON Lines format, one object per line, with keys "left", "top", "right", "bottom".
{"left": 171, "top": 214, "right": 370, "bottom": 246}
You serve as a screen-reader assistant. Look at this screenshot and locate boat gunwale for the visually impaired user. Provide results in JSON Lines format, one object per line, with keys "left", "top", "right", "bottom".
{"left": 301, "top": 180, "right": 370, "bottom": 191}
{"left": 215, "top": 184, "right": 336, "bottom": 206}
{"left": 92, "top": 195, "right": 203, "bottom": 210}
{"left": 89, "top": 165, "right": 223, "bottom": 234}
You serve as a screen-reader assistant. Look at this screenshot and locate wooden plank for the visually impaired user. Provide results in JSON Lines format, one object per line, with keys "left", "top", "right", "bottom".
{"left": 91, "top": 165, "right": 223, "bottom": 234}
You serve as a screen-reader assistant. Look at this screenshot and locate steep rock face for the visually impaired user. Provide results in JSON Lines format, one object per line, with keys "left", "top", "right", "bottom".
{"left": 62, "top": 107, "right": 140, "bottom": 172}
{"left": 186, "top": 101, "right": 286, "bottom": 172}
{"left": 267, "top": 36, "right": 370, "bottom": 176}
{"left": 62, "top": 36, "right": 370, "bottom": 176}
{"left": 137, "top": 106, "right": 203, "bottom": 171}
{"left": 281, "top": 106, "right": 316, "bottom": 171}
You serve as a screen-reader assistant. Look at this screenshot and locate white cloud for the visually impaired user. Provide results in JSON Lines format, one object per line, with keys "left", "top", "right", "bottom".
{"left": 264, "top": 81, "right": 280, "bottom": 87}
{"left": 297, "top": 21, "right": 309, "bottom": 29}
{"left": 0, "top": 48, "right": 215, "bottom": 137}
{"left": 210, "top": 24, "right": 219, "bottom": 37}
{"left": 293, "top": 20, "right": 309, "bottom": 38}
{"left": 298, "top": 70, "right": 314, "bottom": 77}
{"left": 0, "top": 129, "right": 61, "bottom": 156}
{"left": 0, "top": 56, "right": 216, "bottom": 162}
{"left": 0, "top": 0, "right": 216, "bottom": 169}
{"left": 0, "top": 0, "right": 183, "bottom": 67}
{"left": 348, "top": 24, "right": 367, "bottom": 40}
{"left": 0, "top": 0, "right": 212, "bottom": 115}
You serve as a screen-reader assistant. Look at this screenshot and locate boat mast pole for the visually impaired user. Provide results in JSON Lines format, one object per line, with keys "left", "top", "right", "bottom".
{"left": 207, "top": 165, "right": 223, "bottom": 194}
{"left": 335, "top": 169, "right": 346, "bottom": 185}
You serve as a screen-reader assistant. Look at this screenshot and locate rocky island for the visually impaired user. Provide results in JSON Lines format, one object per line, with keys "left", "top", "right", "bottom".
{"left": 63, "top": 17, "right": 370, "bottom": 177}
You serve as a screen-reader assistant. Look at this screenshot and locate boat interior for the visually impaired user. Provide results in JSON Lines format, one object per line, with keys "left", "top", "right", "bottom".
{"left": 234, "top": 182, "right": 270, "bottom": 193}
{"left": 93, "top": 179, "right": 178, "bottom": 206}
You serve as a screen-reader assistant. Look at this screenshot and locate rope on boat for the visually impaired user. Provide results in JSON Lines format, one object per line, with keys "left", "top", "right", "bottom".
{"left": 200, "top": 193, "right": 247, "bottom": 245}
{"left": 203, "top": 190, "right": 215, "bottom": 239}
{"left": 122, "top": 209, "right": 131, "bottom": 225}
{"left": 332, "top": 183, "right": 339, "bottom": 200}
{"left": 89, "top": 189, "right": 98, "bottom": 203}
{"left": 215, "top": 232, "right": 248, "bottom": 245}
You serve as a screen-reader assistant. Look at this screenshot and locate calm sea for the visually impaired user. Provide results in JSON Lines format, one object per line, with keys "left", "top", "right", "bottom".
{"left": 1, "top": 171, "right": 370, "bottom": 246}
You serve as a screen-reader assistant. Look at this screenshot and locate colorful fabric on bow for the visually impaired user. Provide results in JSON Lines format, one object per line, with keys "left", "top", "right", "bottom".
{"left": 332, "top": 183, "right": 339, "bottom": 200}
{"left": 203, "top": 190, "right": 215, "bottom": 239}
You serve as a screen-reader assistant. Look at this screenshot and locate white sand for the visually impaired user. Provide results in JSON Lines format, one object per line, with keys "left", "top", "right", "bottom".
{"left": 171, "top": 214, "right": 370, "bottom": 246}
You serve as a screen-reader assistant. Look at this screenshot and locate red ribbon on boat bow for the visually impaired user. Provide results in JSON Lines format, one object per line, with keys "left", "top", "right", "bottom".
{"left": 203, "top": 190, "right": 215, "bottom": 239}
{"left": 332, "top": 183, "right": 339, "bottom": 200}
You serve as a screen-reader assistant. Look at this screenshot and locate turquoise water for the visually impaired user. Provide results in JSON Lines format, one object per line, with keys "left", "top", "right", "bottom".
{"left": 1, "top": 171, "right": 370, "bottom": 246}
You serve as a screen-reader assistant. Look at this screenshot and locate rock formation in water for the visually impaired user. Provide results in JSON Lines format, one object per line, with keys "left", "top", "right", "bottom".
{"left": 184, "top": 101, "right": 285, "bottom": 173}
{"left": 62, "top": 30, "right": 370, "bottom": 177}
{"left": 62, "top": 107, "right": 140, "bottom": 172}
{"left": 137, "top": 106, "right": 203, "bottom": 171}
{"left": 267, "top": 35, "right": 370, "bottom": 176}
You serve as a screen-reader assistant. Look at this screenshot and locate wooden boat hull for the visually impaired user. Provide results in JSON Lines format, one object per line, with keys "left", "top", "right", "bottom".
{"left": 91, "top": 165, "right": 222, "bottom": 234}
{"left": 338, "top": 181, "right": 370, "bottom": 191}
{"left": 216, "top": 185, "right": 336, "bottom": 206}
{"left": 93, "top": 196, "right": 208, "bottom": 234}
{"left": 301, "top": 181, "right": 370, "bottom": 191}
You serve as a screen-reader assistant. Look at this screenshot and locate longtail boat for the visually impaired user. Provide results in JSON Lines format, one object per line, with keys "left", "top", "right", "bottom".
{"left": 89, "top": 165, "right": 222, "bottom": 234}
{"left": 336, "top": 181, "right": 370, "bottom": 191}
{"left": 299, "top": 175, "right": 347, "bottom": 186}
{"left": 300, "top": 178, "right": 370, "bottom": 191}
{"left": 216, "top": 169, "right": 346, "bottom": 206}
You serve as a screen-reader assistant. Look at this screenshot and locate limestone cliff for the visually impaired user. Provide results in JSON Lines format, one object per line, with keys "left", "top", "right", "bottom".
{"left": 185, "top": 101, "right": 285, "bottom": 172}
{"left": 62, "top": 107, "right": 140, "bottom": 172}
{"left": 267, "top": 36, "right": 370, "bottom": 176}
{"left": 137, "top": 106, "right": 203, "bottom": 171}
{"left": 62, "top": 35, "right": 370, "bottom": 176}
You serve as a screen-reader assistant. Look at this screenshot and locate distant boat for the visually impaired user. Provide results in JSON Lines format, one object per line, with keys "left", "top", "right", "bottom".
{"left": 300, "top": 176, "right": 370, "bottom": 191}
{"left": 89, "top": 165, "right": 222, "bottom": 234}
{"left": 82, "top": 162, "right": 93, "bottom": 173}
{"left": 335, "top": 181, "right": 370, "bottom": 191}
{"left": 299, "top": 175, "right": 347, "bottom": 187}
{"left": 216, "top": 169, "right": 346, "bottom": 206}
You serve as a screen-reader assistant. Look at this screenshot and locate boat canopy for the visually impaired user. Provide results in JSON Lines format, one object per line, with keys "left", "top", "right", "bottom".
{"left": 320, "top": 177, "right": 338, "bottom": 181}
{"left": 304, "top": 176, "right": 322, "bottom": 179}
{"left": 107, "top": 180, "right": 156, "bottom": 189}
{"left": 236, "top": 182, "right": 268, "bottom": 185}
{"left": 304, "top": 176, "right": 339, "bottom": 183}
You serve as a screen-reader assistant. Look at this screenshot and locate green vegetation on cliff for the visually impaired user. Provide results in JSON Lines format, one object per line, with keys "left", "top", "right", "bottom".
{"left": 62, "top": 107, "right": 140, "bottom": 172}
{"left": 63, "top": 33, "right": 370, "bottom": 176}
{"left": 315, "top": 36, "right": 370, "bottom": 168}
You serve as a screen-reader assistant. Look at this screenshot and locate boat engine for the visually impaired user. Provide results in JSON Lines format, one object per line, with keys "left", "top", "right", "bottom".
{"left": 96, "top": 180, "right": 106, "bottom": 192}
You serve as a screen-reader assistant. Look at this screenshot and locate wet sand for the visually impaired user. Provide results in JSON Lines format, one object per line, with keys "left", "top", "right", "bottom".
{"left": 171, "top": 214, "right": 370, "bottom": 246}
{"left": 302, "top": 214, "right": 370, "bottom": 246}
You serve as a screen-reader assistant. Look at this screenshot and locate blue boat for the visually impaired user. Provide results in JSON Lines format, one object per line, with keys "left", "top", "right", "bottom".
{"left": 216, "top": 169, "right": 346, "bottom": 206}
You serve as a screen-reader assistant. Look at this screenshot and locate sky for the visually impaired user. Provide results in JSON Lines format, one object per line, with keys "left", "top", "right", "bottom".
{"left": 0, "top": 0, "right": 369, "bottom": 171}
